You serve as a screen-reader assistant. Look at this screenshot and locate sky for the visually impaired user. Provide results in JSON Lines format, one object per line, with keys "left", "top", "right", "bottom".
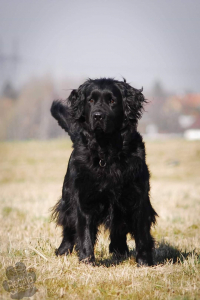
{"left": 0, "top": 0, "right": 200, "bottom": 93}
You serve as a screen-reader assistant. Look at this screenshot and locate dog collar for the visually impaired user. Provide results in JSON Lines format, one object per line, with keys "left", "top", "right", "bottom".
{"left": 99, "top": 159, "right": 106, "bottom": 167}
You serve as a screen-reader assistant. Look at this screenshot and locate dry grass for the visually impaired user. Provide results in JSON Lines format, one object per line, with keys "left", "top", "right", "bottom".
{"left": 0, "top": 138, "right": 200, "bottom": 299}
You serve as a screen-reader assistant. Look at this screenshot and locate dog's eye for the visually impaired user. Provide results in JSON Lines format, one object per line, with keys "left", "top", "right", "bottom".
{"left": 89, "top": 99, "right": 94, "bottom": 103}
{"left": 110, "top": 99, "right": 115, "bottom": 104}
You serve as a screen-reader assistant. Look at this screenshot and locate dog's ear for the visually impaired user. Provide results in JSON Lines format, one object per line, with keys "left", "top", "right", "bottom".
{"left": 116, "top": 81, "right": 146, "bottom": 128}
{"left": 51, "top": 82, "right": 88, "bottom": 138}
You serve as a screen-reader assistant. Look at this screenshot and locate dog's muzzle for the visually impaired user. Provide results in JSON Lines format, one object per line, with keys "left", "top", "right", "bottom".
{"left": 92, "top": 111, "right": 105, "bottom": 130}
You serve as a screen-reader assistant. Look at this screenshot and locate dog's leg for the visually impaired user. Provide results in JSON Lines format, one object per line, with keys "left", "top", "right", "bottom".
{"left": 109, "top": 219, "right": 129, "bottom": 257}
{"left": 109, "top": 232, "right": 129, "bottom": 257}
{"left": 55, "top": 226, "right": 75, "bottom": 256}
{"left": 132, "top": 204, "right": 156, "bottom": 266}
{"left": 76, "top": 209, "right": 97, "bottom": 265}
{"left": 134, "top": 228, "right": 154, "bottom": 266}
{"left": 52, "top": 197, "right": 76, "bottom": 256}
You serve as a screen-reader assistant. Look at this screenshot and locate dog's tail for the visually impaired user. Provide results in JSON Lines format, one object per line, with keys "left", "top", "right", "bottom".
{"left": 50, "top": 198, "right": 65, "bottom": 227}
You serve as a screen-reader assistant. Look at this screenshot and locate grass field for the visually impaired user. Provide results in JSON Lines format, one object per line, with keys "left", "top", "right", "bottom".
{"left": 0, "top": 139, "right": 200, "bottom": 299}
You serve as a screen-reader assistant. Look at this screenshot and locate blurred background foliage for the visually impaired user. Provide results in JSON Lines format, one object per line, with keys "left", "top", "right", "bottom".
{"left": 0, "top": 76, "right": 199, "bottom": 140}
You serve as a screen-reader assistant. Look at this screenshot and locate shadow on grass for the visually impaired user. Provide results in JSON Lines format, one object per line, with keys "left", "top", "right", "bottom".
{"left": 95, "top": 254, "right": 131, "bottom": 267}
{"left": 153, "top": 240, "right": 198, "bottom": 265}
{"left": 95, "top": 240, "right": 199, "bottom": 267}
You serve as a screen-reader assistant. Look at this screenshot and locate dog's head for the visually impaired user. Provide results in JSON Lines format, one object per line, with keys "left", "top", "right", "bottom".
{"left": 51, "top": 78, "right": 146, "bottom": 140}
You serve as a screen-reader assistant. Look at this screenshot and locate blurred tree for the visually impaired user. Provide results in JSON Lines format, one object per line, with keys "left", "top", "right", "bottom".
{"left": 4, "top": 76, "right": 66, "bottom": 140}
{"left": 147, "top": 80, "right": 182, "bottom": 133}
{"left": 1, "top": 81, "right": 18, "bottom": 99}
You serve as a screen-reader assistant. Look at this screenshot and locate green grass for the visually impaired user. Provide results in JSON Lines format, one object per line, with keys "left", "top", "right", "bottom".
{"left": 0, "top": 139, "right": 200, "bottom": 299}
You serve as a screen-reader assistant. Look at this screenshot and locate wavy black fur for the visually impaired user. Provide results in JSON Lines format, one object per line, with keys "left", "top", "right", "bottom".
{"left": 51, "top": 78, "right": 157, "bottom": 265}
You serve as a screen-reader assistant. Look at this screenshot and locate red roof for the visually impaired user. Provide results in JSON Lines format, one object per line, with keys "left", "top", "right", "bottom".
{"left": 181, "top": 94, "right": 200, "bottom": 108}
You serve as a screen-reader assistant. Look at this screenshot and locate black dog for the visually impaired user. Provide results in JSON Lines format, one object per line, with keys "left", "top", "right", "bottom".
{"left": 51, "top": 78, "right": 157, "bottom": 266}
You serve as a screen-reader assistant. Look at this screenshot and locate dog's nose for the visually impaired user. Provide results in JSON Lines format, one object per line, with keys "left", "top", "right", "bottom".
{"left": 93, "top": 112, "right": 104, "bottom": 121}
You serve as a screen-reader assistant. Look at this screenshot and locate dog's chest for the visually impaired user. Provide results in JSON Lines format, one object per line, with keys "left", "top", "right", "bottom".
{"left": 74, "top": 145, "right": 140, "bottom": 195}
{"left": 89, "top": 154, "right": 129, "bottom": 193}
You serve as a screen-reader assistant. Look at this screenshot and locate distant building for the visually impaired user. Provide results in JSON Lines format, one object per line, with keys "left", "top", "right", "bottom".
{"left": 184, "top": 129, "right": 200, "bottom": 140}
{"left": 140, "top": 92, "right": 200, "bottom": 137}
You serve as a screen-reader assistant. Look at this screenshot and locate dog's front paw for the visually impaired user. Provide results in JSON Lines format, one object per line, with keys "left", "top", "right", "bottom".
{"left": 136, "top": 252, "right": 153, "bottom": 267}
{"left": 55, "top": 247, "right": 70, "bottom": 256}
{"left": 79, "top": 254, "right": 95, "bottom": 266}
{"left": 55, "top": 243, "right": 73, "bottom": 256}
